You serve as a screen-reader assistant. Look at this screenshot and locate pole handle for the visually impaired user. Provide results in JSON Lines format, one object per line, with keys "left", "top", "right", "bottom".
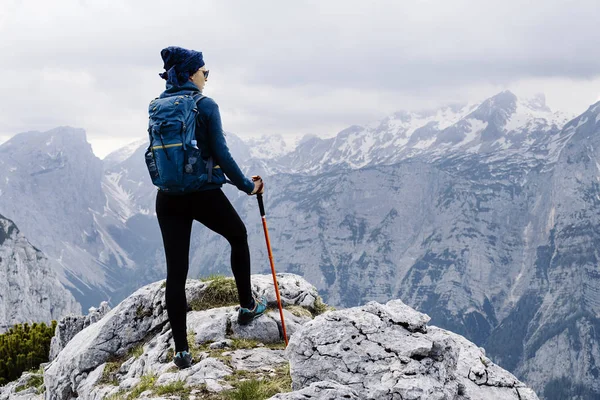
{"left": 257, "top": 193, "right": 266, "bottom": 217}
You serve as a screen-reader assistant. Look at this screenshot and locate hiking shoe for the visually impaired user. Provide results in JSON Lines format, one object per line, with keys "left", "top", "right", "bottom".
{"left": 173, "top": 350, "right": 192, "bottom": 369}
{"left": 238, "top": 296, "right": 267, "bottom": 325}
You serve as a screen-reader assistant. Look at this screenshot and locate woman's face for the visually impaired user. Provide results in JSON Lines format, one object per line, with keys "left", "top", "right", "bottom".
{"left": 190, "top": 66, "right": 208, "bottom": 91}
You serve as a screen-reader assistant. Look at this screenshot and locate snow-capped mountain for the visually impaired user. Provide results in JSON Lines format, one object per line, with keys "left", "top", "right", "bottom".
{"left": 0, "top": 214, "right": 80, "bottom": 332}
{"left": 102, "top": 138, "right": 146, "bottom": 169}
{"left": 2, "top": 91, "right": 598, "bottom": 398}
{"left": 245, "top": 133, "right": 297, "bottom": 159}
{"left": 277, "top": 91, "right": 573, "bottom": 174}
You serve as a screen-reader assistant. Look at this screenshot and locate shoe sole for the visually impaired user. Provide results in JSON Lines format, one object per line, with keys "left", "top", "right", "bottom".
{"left": 174, "top": 362, "right": 192, "bottom": 369}
{"left": 174, "top": 356, "right": 192, "bottom": 369}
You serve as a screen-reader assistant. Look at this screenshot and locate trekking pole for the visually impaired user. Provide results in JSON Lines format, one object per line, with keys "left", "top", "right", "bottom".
{"left": 257, "top": 193, "right": 289, "bottom": 346}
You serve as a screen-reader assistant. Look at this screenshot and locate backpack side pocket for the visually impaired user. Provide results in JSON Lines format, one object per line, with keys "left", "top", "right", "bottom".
{"left": 152, "top": 141, "right": 185, "bottom": 191}
{"left": 145, "top": 147, "right": 160, "bottom": 184}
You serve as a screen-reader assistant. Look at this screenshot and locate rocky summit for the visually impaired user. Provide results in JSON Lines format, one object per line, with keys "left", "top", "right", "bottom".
{"left": 0, "top": 274, "right": 537, "bottom": 400}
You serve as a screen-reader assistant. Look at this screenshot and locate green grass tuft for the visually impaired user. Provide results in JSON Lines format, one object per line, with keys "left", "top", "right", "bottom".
{"left": 190, "top": 276, "right": 239, "bottom": 311}
{"left": 105, "top": 391, "right": 126, "bottom": 400}
{"left": 99, "top": 361, "right": 122, "bottom": 386}
{"left": 165, "top": 347, "right": 175, "bottom": 362}
{"left": 285, "top": 305, "right": 313, "bottom": 319}
{"left": 224, "top": 364, "right": 292, "bottom": 400}
{"left": 229, "top": 338, "right": 261, "bottom": 350}
{"left": 228, "top": 379, "right": 263, "bottom": 400}
{"left": 154, "top": 380, "right": 191, "bottom": 398}
{"left": 127, "top": 373, "right": 157, "bottom": 399}
{"left": 220, "top": 363, "right": 291, "bottom": 400}
{"left": 200, "top": 273, "right": 227, "bottom": 282}
{"left": 130, "top": 344, "right": 144, "bottom": 358}
{"left": 103, "top": 373, "right": 158, "bottom": 400}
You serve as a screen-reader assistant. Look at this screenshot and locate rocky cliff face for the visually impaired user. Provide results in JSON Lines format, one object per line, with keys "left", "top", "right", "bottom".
{"left": 0, "top": 127, "right": 166, "bottom": 310}
{"left": 0, "top": 127, "right": 120, "bottom": 307}
{"left": 502, "top": 104, "right": 600, "bottom": 399}
{"left": 0, "top": 274, "right": 538, "bottom": 400}
{"left": 0, "top": 214, "right": 80, "bottom": 332}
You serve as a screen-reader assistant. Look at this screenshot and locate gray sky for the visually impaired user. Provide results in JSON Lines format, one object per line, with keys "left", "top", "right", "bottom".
{"left": 1, "top": 0, "right": 600, "bottom": 158}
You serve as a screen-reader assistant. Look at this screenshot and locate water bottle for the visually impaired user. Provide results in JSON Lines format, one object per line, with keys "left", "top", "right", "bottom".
{"left": 145, "top": 149, "right": 159, "bottom": 183}
{"left": 186, "top": 139, "right": 199, "bottom": 174}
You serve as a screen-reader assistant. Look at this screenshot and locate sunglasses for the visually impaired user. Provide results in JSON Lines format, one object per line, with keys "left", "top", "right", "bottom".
{"left": 201, "top": 70, "right": 209, "bottom": 79}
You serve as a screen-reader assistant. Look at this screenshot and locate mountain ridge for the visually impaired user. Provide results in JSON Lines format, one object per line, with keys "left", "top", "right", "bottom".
{"left": 1, "top": 90, "right": 597, "bottom": 398}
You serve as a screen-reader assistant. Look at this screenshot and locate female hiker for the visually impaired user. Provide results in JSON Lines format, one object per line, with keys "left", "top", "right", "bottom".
{"left": 152, "top": 46, "right": 267, "bottom": 369}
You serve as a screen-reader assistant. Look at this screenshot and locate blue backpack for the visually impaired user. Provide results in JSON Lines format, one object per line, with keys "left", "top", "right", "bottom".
{"left": 145, "top": 93, "right": 220, "bottom": 193}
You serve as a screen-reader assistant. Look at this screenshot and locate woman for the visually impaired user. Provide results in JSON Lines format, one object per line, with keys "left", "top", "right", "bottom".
{"left": 155, "top": 46, "right": 267, "bottom": 370}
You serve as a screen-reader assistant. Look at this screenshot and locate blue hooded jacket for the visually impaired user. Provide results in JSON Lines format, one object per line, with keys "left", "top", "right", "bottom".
{"left": 159, "top": 81, "right": 254, "bottom": 194}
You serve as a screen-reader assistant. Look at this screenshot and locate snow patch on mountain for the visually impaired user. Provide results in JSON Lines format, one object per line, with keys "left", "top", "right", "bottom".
{"left": 102, "top": 171, "right": 136, "bottom": 222}
{"left": 412, "top": 137, "right": 437, "bottom": 150}
{"left": 245, "top": 134, "right": 298, "bottom": 159}
{"left": 505, "top": 97, "right": 572, "bottom": 133}
{"left": 103, "top": 139, "right": 146, "bottom": 167}
{"left": 459, "top": 119, "right": 488, "bottom": 146}
{"left": 91, "top": 212, "right": 135, "bottom": 270}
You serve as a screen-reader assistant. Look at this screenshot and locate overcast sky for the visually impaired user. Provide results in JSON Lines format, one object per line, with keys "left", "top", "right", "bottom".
{"left": 1, "top": 0, "right": 600, "bottom": 158}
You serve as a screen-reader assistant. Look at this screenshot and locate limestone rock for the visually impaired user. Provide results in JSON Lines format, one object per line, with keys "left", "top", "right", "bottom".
{"left": 0, "top": 274, "right": 539, "bottom": 400}
{"left": 228, "top": 348, "right": 287, "bottom": 371}
{"left": 44, "top": 280, "right": 190, "bottom": 399}
{"left": 49, "top": 301, "right": 111, "bottom": 361}
{"left": 268, "top": 381, "right": 360, "bottom": 399}
{"left": 285, "top": 299, "right": 539, "bottom": 400}
{"left": 38, "top": 275, "right": 316, "bottom": 400}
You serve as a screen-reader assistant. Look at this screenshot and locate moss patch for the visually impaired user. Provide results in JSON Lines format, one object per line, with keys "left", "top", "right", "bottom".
{"left": 190, "top": 276, "right": 239, "bottom": 311}
{"left": 312, "top": 296, "right": 332, "bottom": 316}
{"left": 135, "top": 305, "right": 153, "bottom": 319}
{"left": 14, "top": 374, "right": 44, "bottom": 394}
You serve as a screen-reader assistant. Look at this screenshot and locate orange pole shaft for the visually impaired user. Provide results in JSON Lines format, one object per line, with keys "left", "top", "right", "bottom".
{"left": 260, "top": 216, "right": 289, "bottom": 346}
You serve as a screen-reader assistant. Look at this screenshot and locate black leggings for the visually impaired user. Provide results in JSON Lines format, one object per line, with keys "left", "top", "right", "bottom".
{"left": 156, "top": 189, "right": 253, "bottom": 353}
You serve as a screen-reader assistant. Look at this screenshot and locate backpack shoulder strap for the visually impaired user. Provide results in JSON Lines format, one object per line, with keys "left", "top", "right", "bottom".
{"left": 191, "top": 94, "right": 232, "bottom": 186}
{"left": 193, "top": 94, "right": 206, "bottom": 105}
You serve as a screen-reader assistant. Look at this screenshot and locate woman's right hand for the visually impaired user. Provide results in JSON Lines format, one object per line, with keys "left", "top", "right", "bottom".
{"left": 250, "top": 175, "right": 264, "bottom": 195}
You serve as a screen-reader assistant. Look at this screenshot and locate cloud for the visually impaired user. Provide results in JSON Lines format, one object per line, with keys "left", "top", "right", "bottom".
{"left": 1, "top": 0, "right": 599, "bottom": 158}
